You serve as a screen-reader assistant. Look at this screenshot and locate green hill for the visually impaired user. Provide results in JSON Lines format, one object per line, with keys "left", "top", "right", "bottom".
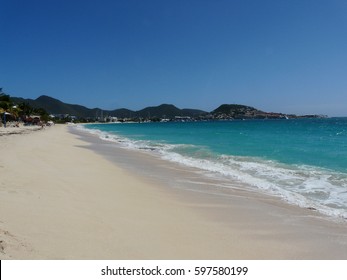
{"left": 10, "top": 95, "right": 303, "bottom": 120}
{"left": 10, "top": 95, "right": 207, "bottom": 119}
{"left": 136, "top": 104, "right": 183, "bottom": 119}
{"left": 11, "top": 95, "right": 101, "bottom": 118}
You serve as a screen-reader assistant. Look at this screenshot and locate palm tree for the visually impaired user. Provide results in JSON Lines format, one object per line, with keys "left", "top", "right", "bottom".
{"left": 8, "top": 106, "right": 21, "bottom": 119}
{"left": 18, "top": 102, "right": 33, "bottom": 117}
{"left": 0, "top": 91, "right": 11, "bottom": 112}
{"left": 0, "top": 90, "right": 23, "bottom": 122}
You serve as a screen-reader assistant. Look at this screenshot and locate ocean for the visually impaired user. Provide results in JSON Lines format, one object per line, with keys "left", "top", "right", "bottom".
{"left": 81, "top": 118, "right": 347, "bottom": 221}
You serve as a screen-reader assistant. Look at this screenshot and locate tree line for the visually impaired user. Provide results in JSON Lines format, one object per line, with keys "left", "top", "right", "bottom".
{"left": 0, "top": 88, "right": 49, "bottom": 124}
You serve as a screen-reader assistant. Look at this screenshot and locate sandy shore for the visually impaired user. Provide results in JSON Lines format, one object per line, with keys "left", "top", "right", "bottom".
{"left": 1, "top": 124, "right": 347, "bottom": 259}
{"left": 0, "top": 125, "right": 44, "bottom": 136}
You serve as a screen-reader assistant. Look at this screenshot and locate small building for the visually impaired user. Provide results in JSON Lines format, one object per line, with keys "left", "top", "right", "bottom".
{"left": 24, "top": 115, "right": 41, "bottom": 125}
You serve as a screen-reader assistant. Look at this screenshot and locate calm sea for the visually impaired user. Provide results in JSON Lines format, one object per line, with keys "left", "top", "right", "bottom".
{"left": 82, "top": 118, "right": 347, "bottom": 220}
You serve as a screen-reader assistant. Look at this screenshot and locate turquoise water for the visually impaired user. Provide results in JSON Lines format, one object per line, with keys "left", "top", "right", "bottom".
{"left": 83, "top": 118, "right": 347, "bottom": 220}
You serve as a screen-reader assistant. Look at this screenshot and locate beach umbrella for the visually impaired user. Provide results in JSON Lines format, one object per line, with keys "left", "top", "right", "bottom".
{"left": 0, "top": 109, "right": 3, "bottom": 126}
{"left": 3, "top": 112, "right": 11, "bottom": 128}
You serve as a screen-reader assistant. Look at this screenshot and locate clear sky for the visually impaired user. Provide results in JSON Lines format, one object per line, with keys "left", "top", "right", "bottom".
{"left": 1, "top": 0, "right": 347, "bottom": 116}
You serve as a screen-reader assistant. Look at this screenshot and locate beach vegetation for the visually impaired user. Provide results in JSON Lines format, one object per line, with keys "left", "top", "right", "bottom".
{"left": 0, "top": 92, "right": 11, "bottom": 110}
{"left": 1, "top": 89, "right": 50, "bottom": 123}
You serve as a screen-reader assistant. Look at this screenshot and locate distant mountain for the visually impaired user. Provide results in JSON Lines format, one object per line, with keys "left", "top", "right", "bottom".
{"left": 136, "top": 104, "right": 201, "bottom": 119}
{"left": 182, "top": 108, "right": 207, "bottom": 117}
{"left": 11, "top": 95, "right": 101, "bottom": 118}
{"left": 110, "top": 108, "right": 135, "bottom": 119}
{"left": 212, "top": 104, "right": 260, "bottom": 115}
{"left": 211, "top": 104, "right": 264, "bottom": 119}
{"left": 10, "top": 95, "right": 208, "bottom": 119}
{"left": 11, "top": 95, "right": 319, "bottom": 120}
{"left": 136, "top": 104, "right": 179, "bottom": 119}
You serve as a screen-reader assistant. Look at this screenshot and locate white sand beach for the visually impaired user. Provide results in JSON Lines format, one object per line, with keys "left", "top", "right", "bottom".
{"left": 1, "top": 124, "right": 347, "bottom": 259}
{"left": 0, "top": 125, "right": 44, "bottom": 136}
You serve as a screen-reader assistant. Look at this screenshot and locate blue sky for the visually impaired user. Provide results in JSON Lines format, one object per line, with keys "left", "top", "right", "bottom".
{"left": 1, "top": 0, "right": 347, "bottom": 116}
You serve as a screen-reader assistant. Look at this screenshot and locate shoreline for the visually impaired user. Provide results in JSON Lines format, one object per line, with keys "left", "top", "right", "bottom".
{"left": 78, "top": 122, "right": 347, "bottom": 222}
{"left": 1, "top": 125, "right": 347, "bottom": 259}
